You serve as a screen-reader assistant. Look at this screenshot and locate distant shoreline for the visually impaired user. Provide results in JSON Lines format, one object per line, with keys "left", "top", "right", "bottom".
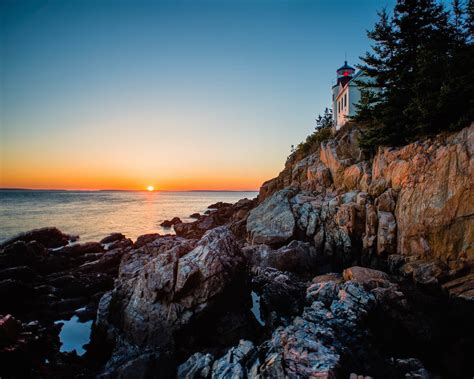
{"left": 0, "top": 188, "right": 259, "bottom": 193}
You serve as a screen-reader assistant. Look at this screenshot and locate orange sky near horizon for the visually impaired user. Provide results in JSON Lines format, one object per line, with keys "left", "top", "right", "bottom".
{"left": 0, "top": 143, "right": 276, "bottom": 191}
{"left": 0, "top": 108, "right": 285, "bottom": 191}
{"left": 0, "top": 158, "right": 273, "bottom": 191}
{"left": 0, "top": 171, "right": 267, "bottom": 192}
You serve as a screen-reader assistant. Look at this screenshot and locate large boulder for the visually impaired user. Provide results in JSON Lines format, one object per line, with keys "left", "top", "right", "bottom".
{"left": 174, "top": 198, "right": 256, "bottom": 240}
{"left": 100, "top": 233, "right": 126, "bottom": 245}
{"left": 246, "top": 189, "right": 296, "bottom": 245}
{"left": 0, "top": 227, "right": 75, "bottom": 249}
{"left": 319, "top": 128, "right": 364, "bottom": 189}
{"left": 244, "top": 240, "right": 319, "bottom": 278}
{"left": 178, "top": 340, "right": 257, "bottom": 379}
{"left": 251, "top": 268, "right": 306, "bottom": 329}
{"left": 97, "top": 227, "right": 245, "bottom": 360}
{"left": 208, "top": 202, "right": 232, "bottom": 209}
{"left": 133, "top": 233, "right": 162, "bottom": 249}
{"left": 343, "top": 266, "right": 390, "bottom": 289}
{"left": 376, "top": 211, "right": 397, "bottom": 257}
{"left": 342, "top": 161, "right": 372, "bottom": 192}
{"left": 306, "top": 162, "right": 333, "bottom": 193}
{"left": 160, "top": 217, "right": 182, "bottom": 228}
{"left": 77, "top": 248, "right": 126, "bottom": 275}
{"left": 174, "top": 215, "right": 222, "bottom": 239}
{"left": 0, "top": 240, "right": 48, "bottom": 269}
{"left": 211, "top": 339, "right": 257, "bottom": 378}
{"left": 178, "top": 352, "right": 214, "bottom": 379}
{"left": 400, "top": 259, "right": 449, "bottom": 286}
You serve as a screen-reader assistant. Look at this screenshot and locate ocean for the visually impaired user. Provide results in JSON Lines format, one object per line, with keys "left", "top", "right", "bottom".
{"left": 0, "top": 190, "right": 258, "bottom": 244}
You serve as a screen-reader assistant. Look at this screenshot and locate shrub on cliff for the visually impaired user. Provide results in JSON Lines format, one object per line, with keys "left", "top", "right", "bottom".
{"left": 294, "top": 108, "right": 333, "bottom": 156}
{"left": 354, "top": 0, "right": 474, "bottom": 150}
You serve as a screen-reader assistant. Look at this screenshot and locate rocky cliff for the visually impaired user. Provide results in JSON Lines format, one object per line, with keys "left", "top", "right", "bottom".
{"left": 254, "top": 124, "right": 473, "bottom": 297}
{"left": 1, "top": 124, "right": 473, "bottom": 378}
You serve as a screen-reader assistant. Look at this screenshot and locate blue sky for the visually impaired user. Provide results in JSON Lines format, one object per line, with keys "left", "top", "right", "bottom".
{"left": 1, "top": 0, "right": 395, "bottom": 190}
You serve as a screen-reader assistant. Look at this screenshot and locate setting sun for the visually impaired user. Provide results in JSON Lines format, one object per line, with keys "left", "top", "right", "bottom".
{"left": 147, "top": 186, "right": 154, "bottom": 192}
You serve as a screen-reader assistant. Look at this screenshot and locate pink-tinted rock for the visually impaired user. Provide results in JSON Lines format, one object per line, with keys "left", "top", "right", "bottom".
{"left": 343, "top": 266, "right": 390, "bottom": 289}
{"left": 97, "top": 227, "right": 244, "bottom": 350}
{"left": 376, "top": 211, "right": 397, "bottom": 257}
{"left": 246, "top": 189, "right": 296, "bottom": 245}
{"left": 372, "top": 125, "right": 473, "bottom": 265}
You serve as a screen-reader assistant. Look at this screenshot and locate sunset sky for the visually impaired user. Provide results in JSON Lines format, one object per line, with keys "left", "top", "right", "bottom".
{"left": 1, "top": 0, "right": 393, "bottom": 191}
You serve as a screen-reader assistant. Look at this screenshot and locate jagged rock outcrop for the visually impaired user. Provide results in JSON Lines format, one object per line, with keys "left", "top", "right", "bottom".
{"left": 160, "top": 217, "right": 182, "bottom": 228}
{"left": 342, "top": 266, "right": 390, "bottom": 288}
{"left": 319, "top": 128, "right": 370, "bottom": 191}
{"left": 0, "top": 228, "right": 135, "bottom": 378}
{"left": 4, "top": 124, "right": 472, "bottom": 378}
{"left": 251, "top": 268, "right": 306, "bottom": 328}
{"left": 247, "top": 189, "right": 296, "bottom": 245}
{"left": 97, "top": 226, "right": 247, "bottom": 376}
{"left": 0, "top": 227, "right": 77, "bottom": 249}
{"left": 0, "top": 232, "right": 127, "bottom": 322}
{"left": 178, "top": 352, "right": 215, "bottom": 378}
{"left": 178, "top": 340, "right": 258, "bottom": 379}
{"left": 174, "top": 198, "right": 256, "bottom": 240}
{"left": 372, "top": 126, "right": 473, "bottom": 266}
{"left": 250, "top": 124, "right": 474, "bottom": 298}
{"left": 243, "top": 240, "right": 319, "bottom": 277}
{"left": 100, "top": 233, "right": 126, "bottom": 245}
{"left": 247, "top": 188, "right": 381, "bottom": 270}
{"left": 179, "top": 267, "right": 434, "bottom": 378}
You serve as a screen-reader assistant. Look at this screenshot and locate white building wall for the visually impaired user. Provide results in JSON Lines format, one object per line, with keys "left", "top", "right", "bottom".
{"left": 335, "top": 85, "right": 351, "bottom": 130}
{"left": 348, "top": 85, "right": 361, "bottom": 117}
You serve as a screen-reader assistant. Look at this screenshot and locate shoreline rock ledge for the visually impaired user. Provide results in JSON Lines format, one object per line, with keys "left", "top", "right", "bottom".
{"left": 1, "top": 124, "right": 473, "bottom": 378}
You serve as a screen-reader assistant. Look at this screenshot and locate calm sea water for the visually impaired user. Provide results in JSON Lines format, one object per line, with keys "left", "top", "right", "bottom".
{"left": 0, "top": 190, "right": 257, "bottom": 243}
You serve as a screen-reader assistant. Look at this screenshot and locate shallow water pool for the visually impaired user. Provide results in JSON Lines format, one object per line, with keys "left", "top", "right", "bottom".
{"left": 55, "top": 315, "right": 93, "bottom": 356}
{"left": 251, "top": 291, "right": 265, "bottom": 326}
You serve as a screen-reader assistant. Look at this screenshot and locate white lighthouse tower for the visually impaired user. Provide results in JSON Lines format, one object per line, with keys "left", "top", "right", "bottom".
{"left": 332, "top": 61, "right": 365, "bottom": 130}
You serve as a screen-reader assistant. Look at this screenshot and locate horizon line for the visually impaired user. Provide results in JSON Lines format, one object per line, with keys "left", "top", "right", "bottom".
{"left": 0, "top": 187, "right": 259, "bottom": 192}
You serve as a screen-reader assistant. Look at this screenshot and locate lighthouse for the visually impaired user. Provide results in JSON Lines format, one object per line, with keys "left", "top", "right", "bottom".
{"left": 332, "top": 61, "right": 365, "bottom": 130}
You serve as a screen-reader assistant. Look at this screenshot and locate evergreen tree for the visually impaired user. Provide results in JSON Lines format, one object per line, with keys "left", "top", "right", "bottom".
{"left": 315, "top": 107, "right": 333, "bottom": 131}
{"left": 353, "top": 8, "right": 403, "bottom": 149}
{"left": 440, "top": 0, "right": 474, "bottom": 130}
{"left": 467, "top": 0, "right": 474, "bottom": 39}
{"left": 356, "top": 0, "right": 473, "bottom": 149}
